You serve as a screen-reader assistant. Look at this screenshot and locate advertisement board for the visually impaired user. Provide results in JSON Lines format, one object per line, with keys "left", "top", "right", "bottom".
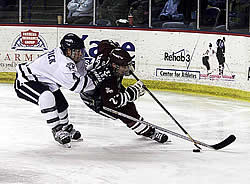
{"left": 0, "top": 26, "right": 57, "bottom": 72}
{"left": 0, "top": 25, "right": 249, "bottom": 92}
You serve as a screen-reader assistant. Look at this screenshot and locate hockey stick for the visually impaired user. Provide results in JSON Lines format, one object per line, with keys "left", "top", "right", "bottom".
{"left": 103, "top": 106, "right": 236, "bottom": 150}
{"left": 225, "top": 63, "right": 235, "bottom": 78}
{"left": 187, "top": 35, "right": 200, "bottom": 69}
{"left": 131, "top": 72, "right": 202, "bottom": 150}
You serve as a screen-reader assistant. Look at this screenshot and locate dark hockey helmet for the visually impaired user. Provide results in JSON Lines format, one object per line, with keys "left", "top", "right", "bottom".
{"left": 97, "top": 40, "right": 119, "bottom": 58}
{"left": 109, "top": 47, "right": 134, "bottom": 66}
{"left": 209, "top": 43, "right": 212, "bottom": 47}
{"left": 60, "top": 33, "right": 85, "bottom": 63}
{"left": 60, "top": 33, "right": 85, "bottom": 51}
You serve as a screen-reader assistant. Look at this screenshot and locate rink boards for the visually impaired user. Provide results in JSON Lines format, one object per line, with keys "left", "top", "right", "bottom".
{"left": 0, "top": 24, "right": 249, "bottom": 101}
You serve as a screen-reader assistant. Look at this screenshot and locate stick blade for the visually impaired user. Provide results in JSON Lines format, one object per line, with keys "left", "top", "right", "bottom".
{"left": 211, "top": 135, "right": 236, "bottom": 150}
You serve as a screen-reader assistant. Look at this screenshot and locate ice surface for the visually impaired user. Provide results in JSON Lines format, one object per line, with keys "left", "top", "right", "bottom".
{"left": 0, "top": 83, "right": 249, "bottom": 184}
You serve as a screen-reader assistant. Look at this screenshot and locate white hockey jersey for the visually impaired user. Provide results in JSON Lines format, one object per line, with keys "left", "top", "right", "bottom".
{"left": 203, "top": 47, "right": 215, "bottom": 57}
{"left": 16, "top": 47, "right": 95, "bottom": 93}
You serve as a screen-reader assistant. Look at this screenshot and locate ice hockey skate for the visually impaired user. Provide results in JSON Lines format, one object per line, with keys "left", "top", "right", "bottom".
{"left": 63, "top": 124, "right": 82, "bottom": 142}
{"left": 52, "top": 124, "right": 71, "bottom": 148}
{"left": 149, "top": 128, "right": 168, "bottom": 143}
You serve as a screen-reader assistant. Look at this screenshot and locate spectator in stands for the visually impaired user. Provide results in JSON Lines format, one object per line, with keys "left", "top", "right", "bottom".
{"left": 0, "top": 0, "right": 7, "bottom": 9}
{"left": 67, "top": 0, "right": 93, "bottom": 25}
{"left": 159, "top": 0, "right": 208, "bottom": 26}
{"left": 129, "top": 0, "right": 149, "bottom": 26}
{"left": 208, "top": 0, "right": 225, "bottom": 9}
{"left": 98, "top": 0, "right": 130, "bottom": 26}
{"left": 159, "top": 0, "right": 183, "bottom": 21}
{"left": 0, "top": 0, "right": 16, "bottom": 10}
{"left": 0, "top": 0, "right": 17, "bottom": 22}
{"left": 179, "top": 0, "right": 208, "bottom": 25}
{"left": 151, "top": 0, "right": 167, "bottom": 20}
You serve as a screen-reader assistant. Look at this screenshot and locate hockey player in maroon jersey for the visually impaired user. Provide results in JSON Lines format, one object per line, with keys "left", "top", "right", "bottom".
{"left": 81, "top": 40, "right": 168, "bottom": 143}
{"left": 14, "top": 33, "right": 95, "bottom": 147}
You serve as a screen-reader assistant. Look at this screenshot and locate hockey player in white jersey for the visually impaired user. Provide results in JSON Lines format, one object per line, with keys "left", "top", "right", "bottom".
{"left": 202, "top": 43, "right": 215, "bottom": 75}
{"left": 14, "top": 33, "right": 95, "bottom": 147}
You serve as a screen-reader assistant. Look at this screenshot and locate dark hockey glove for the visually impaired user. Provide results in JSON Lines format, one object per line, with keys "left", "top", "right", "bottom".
{"left": 87, "top": 65, "right": 112, "bottom": 87}
{"left": 80, "top": 92, "right": 103, "bottom": 112}
{"left": 125, "top": 81, "right": 145, "bottom": 102}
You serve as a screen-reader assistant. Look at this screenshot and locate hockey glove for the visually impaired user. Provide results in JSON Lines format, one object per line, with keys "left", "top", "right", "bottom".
{"left": 80, "top": 92, "right": 103, "bottom": 113}
{"left": 126, "top": 81, "right": 145, "bottom": 102}
{"left": 87, "top": 65, "right": 112, "bottom": 87}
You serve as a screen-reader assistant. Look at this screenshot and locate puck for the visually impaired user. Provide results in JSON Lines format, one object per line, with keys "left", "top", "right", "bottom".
{"left": 193, "top": 149, "right": 201, "bottom": 152}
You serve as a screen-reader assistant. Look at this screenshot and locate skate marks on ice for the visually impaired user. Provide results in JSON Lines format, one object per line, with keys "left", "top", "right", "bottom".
{"left": 0, "top": 84, "right": 250, "bottom": 184}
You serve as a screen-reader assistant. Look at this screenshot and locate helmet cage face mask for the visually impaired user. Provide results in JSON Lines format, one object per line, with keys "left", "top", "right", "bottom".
{"left": 109, "top": 47, "right": 134, "bottom": 76}
{"left": 70, "top": 48, "right": 86, "bottom": 62}
{"left": 112, "top": 60, "right": 133, "bottom": 76}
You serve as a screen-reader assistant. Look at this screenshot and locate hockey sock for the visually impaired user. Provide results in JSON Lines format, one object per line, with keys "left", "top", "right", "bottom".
{"left": 219, "top": 64, "right": 224, "bottom": 75}
{"left": 131, "top": 122, "right": 151, "bottom": 135}
{"left": 58, "top": 109, "right": 69, "bottom": 125}
{"left": 126, "top": 116, "right": 152, "bottom": 136}
{"left": 39, "top": 91, "right": 60, "bottom": 128}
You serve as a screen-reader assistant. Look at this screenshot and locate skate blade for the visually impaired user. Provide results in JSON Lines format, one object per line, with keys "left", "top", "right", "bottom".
{"left": 163, "top": 140, "right": 172, "bottom": 144}
{"left": 71, "top": 138, "right": 83, "bottom": 142}
{"left": 63, "top": 143, "right": 71, "bottom": 148}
